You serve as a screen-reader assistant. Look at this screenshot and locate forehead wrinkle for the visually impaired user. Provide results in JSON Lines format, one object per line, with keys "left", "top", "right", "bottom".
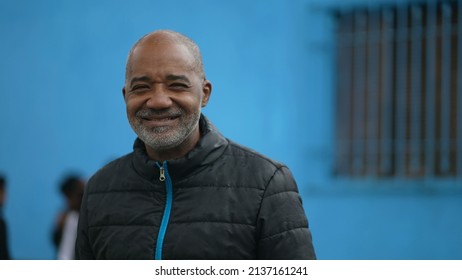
{"left": 126, "top": 50, "right": 198, "bottom": 87}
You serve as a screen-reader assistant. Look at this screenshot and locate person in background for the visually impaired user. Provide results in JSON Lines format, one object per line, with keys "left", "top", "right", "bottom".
{"left": 76, "top": 30, "right": 316, "bottom": 259}
{"left": 0, "top": 174, "right": 11, "bottom": 260}
{"left": 52, "top": 175, "right": 84, "bottom": 260}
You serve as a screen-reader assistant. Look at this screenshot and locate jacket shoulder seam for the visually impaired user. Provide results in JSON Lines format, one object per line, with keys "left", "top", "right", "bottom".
{"left": 263, "top": 190, "right": 299, "bottom": 200}
{"left": 226, "top": 141, "right": 285, "bottom": 169}
{"left": 260, "top": 226, "right": 308, "bottom": 241}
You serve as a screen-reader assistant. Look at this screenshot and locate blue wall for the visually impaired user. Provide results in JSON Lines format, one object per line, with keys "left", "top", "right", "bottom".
{"left": 0, "top": 0, "right": 461, "bottom": 259}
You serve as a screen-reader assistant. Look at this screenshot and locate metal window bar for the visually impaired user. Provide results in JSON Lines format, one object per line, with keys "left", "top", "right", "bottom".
{"left": 410, "top": 5, "right": 424, "bottom": 175}
{"left": 395, "top": 5, "right": 409, "bottom": 177}
{"left": 458, "top": 0, "right": 462, "bottom": 177}
{"left": 440, "top": 3, "right": 452, "bottom": 174}
{"left": 352, "top": 11, "right": 368, "bottom": 175}
{"left": 425, "top": 1, "right": 437, "bottom": 177}
{"left": 381, "top": 8, "right": 395, "bottom": 175}
{"left": 367, "top": 9, "right": 380, "bottom": 176}
{"left": 335, "top": 13, "right": 354, "bottom": 175}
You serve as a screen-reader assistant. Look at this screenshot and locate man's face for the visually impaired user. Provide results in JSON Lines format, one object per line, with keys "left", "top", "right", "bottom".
{"left": 123, "top": 40, "right": 211, "bottom": 153}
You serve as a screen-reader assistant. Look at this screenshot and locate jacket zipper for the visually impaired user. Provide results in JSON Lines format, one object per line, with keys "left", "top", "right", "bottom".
{"left": 154, "top": 161, "right": 173, "bottom": 260}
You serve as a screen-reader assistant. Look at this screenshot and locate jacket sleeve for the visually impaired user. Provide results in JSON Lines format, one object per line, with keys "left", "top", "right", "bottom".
{"left": 75, "top": 185, "right": 95, "bottom": 259}
{"left": 256, "top": 166, "right": 316, "bottom": 260}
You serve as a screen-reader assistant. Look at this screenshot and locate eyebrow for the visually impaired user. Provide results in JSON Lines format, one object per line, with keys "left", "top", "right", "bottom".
{"left": 129, "top": 76, "right": 151, "bottom": 87}
{"left": 129, "top": 74, "right": 191, "bottom": 87}
{"left": 166, "top": 74, "right": 191, "bottom": 84}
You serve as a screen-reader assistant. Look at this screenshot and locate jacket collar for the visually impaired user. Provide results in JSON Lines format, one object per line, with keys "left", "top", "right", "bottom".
{"left": 132, "top": 114, "right": 228, "bottom": 183}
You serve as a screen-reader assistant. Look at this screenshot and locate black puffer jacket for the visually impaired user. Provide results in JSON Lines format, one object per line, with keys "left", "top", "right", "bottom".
{"left": 75, "top": 116, "right": 316, "bottom": 259}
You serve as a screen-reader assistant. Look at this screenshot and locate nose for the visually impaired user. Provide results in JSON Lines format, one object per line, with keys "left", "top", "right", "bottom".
{"left": 145, "top": 84, "right": 173, "bottom": 109}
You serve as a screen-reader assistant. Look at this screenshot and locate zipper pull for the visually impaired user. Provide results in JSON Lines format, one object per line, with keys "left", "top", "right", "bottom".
{"left": 159, "top": 166, "right": 166, "bottom": 181}
{"left": 156, "top": 161, "right": 167, "bottom": 182}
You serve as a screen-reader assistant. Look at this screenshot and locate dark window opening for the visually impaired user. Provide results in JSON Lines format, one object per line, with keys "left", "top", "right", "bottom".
{"left": 334, "top": 1, "right": 462, "bottom": 178}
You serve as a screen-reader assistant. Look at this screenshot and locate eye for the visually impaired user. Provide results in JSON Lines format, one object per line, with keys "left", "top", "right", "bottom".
{"left": 169, "top": 83, "right": 189, "bottom": 90}
{"left": 131, "top": 84, "right": 150, "bottom": 93}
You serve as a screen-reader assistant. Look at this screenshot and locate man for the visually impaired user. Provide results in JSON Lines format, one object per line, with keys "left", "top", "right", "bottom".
{"left": 0, "top": 175, "right": 11, "bottom": 260}
{"left": 75, "top": 30, "right": 316, "bottom": 259}
{"left": 52, "top": 175, "right": 85, "bottom": 259}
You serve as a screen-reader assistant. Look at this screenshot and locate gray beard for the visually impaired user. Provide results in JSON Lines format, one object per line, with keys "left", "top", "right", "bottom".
{"left": 129, "top": 108, "right": 201, "bottom": 151}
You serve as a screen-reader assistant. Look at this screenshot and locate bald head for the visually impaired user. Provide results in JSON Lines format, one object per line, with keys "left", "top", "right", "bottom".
{"left": 125, "top": 30, "right": 205, "bottom": 80}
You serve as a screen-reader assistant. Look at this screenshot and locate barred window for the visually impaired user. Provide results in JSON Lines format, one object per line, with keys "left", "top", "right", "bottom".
{"left": 334, "top": 1, "right": 462, "bottom": 178}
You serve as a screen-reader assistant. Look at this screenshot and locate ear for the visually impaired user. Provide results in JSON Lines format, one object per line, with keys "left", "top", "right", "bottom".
{"left": 201, "top": 80, "right": 212, "bottom": 107}
{"left": 122, "top": 86, "right": 127, "bottom": 99}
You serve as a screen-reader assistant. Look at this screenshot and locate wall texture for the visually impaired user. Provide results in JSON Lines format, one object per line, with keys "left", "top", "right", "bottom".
{"left": 0, "top": 0, "right": 460, "bottom": 259}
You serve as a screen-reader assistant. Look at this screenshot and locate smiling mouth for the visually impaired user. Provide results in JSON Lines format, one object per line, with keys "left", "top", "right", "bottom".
{"left": 139, "top": 115, "right": 180, "bottom": 127}
{"left": 142, "top": 116, "right": 177, "bottom": 121}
